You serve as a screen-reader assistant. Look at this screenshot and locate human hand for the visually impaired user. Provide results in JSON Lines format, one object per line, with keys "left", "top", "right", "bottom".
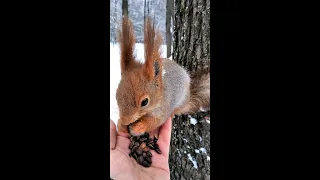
{"left": 110, "top": 118, "right": 172, "bottom": 180}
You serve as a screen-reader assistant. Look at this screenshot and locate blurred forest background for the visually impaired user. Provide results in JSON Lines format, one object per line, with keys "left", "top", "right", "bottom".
{"left": 110, "top": 0, "right": 174, "bottom": 58}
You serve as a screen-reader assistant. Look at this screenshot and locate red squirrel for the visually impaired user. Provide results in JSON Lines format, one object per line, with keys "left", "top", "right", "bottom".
{"left": 116, "top": 16, "right": 210, "bottom": 136}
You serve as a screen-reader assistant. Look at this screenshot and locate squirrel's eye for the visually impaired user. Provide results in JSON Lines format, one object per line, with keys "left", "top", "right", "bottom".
{"left": 141, "top": 98, "right": 148, "bottom": 107}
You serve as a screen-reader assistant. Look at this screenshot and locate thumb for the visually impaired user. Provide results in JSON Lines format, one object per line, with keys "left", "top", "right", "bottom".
{"left": 110, "top": 120, "right": 117, "bottom": 150}
{"left": 158, "top": 117, "right": 172, "bottom": 156}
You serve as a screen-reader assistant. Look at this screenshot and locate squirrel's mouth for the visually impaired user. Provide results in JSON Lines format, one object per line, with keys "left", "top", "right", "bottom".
{"left": 129, "top": 119, "right": 142, "bottom": 126}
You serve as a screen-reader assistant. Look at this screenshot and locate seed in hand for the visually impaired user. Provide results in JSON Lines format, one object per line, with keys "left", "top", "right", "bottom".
{"left": 128, "top": 132, "right": 162, "bottom": 167}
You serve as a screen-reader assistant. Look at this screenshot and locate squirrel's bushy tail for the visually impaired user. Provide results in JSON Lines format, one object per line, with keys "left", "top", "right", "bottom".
{"left": 181, "top": 70, "right": 210, "bottom": 114}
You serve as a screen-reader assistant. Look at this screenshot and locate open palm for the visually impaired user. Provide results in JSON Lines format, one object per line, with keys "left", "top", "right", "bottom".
{"left": 110, "top": 118, "right": 172, "bottom": 180}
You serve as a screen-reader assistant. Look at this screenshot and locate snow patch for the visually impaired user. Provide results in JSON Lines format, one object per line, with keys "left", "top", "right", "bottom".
{"left": 195, "top": 149, "right": 200, "bottom": 153}
{"left": 206, "top": 120, "right": 210, "bottom": 124}
{"left": 200, "top": 148, "right": 207, "bottom": 153}
{"left": 189, "top": 115, "right": 198, "bottom": 125}
{"left": 187, "top": 154, "right": 198, "bottom": 169}
{"left": 171, "top": 46, "right": 173, "bottom": 53}
{"left": 183, "top": 138, "right": 188, "bottom": 143}
{"left": 199, "top": 136, "right": 202, "bottom": 141}
{"left": 207, "top": 156, "right": 210, "bottom": 161}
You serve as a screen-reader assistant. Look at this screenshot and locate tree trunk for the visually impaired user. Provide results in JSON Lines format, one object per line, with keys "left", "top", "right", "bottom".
{"left": 169, "top": 0, "right": 210, "bottom": 180}
{"left": 122, "top": 0, "right": 128, "bottom": 17}
{"left": 166, "top": 0, "right": 173, "bottom": 58}
{"left": 173, "top": 0, "right": 210, "bottom": 73}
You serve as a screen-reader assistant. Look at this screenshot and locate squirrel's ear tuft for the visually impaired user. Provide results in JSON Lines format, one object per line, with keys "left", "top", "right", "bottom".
{"left": 117, "top": 16, "right": 136, "bottom": 73}
{"left": 143, "top": 17, "right": 163, "bottom": 80}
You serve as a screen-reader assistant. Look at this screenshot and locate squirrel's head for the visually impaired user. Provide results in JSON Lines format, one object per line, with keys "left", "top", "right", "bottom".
{"left": 115, "top": 16, "right": 164, "bottom": 134}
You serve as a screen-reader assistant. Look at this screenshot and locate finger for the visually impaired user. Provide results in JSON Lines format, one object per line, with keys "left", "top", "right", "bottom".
{"left": 116, "top": 136, "right": 131, "bottom": 154}
{"left": 118, "top": 131, "right": 130, "bottom": 138}
{"left": 110, "top": 120, "right": 117, "bottom": 150}
{"left": 158, "top": 117, "right": 172, "bottom": 156}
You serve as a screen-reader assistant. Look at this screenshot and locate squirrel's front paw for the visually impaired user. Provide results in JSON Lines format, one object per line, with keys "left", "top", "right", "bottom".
{"left": 128, "top": 121, "right": 146, "bottom": 136}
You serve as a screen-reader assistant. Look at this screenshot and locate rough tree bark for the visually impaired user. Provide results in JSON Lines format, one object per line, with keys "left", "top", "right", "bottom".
{"left": 169, "top": 0, "right": 210, "bottom": 180}
{"left": 173, "top": 0, "right": 210, "bottom": 73}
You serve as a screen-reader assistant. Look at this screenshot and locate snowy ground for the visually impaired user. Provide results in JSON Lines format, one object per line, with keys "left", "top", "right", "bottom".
{"left": 110, "top": 43, "right": 171, "bottom": 127}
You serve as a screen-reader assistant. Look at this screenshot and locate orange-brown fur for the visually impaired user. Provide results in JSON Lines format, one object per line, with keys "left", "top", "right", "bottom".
{"left": 116, "top": 16, "right": 210, "bottom": 136}
{"left": 116, "top": 17, "right": 136, "bottom": 72}
{"left": 116, "top": 16, "right": 164, "bottom": 135}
